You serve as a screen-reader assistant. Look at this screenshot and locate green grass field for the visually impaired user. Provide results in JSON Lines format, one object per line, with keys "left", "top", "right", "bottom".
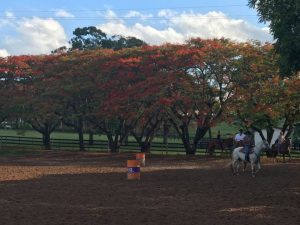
{"left": 0, "top": 122, "right": 239, "bottom": 157}
{"left": 0, "top": 129, "right": 103, "bottom": 139}
{"left": 0, "top": 122, "right": 238, "bottom": 141}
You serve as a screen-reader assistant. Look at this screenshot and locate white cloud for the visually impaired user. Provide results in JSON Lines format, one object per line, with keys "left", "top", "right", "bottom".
{"left": 105, "top": 9, "right": 119, "bottom": 20}
{"left": 0, "top": 20, "right": 7, "bottom": 28}
{"left": 101, "top": 9, "right": 124, "bottom": 24}
{"left": 5, "top": 11, "right": 14, "bottom": 18}
{"left": 99, "top": 22, "right": 184, "bottom": 45}
{"left": 169, "top": 11, "right": 272, "bottom": 42}
{"left": 55, "top": 9, "right": 75, "bottom": 18}
{"left": 125, "top": 11, "right": 153, "bottom": 20}
{"left": 4, "top": 17, "right": 69, "bottom": 55}
{"left": 157, "top": 9, "right": 178, "bottom": 18}
{"left": 262, "top": 26, "right": 270, "bottom": 32}
{"left": 0, "top": 49, "right": 10, "bottom": 57}
{"left": 0, "top": 17, "right": 12, "bottom": 28}
{"left": 98, "top": 10, "right": 272, "bottom": 45}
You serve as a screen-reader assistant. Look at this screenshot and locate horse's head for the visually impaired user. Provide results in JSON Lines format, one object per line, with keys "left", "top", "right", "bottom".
{"left": 262, "top": 140, "right": 271, "bottom": 151}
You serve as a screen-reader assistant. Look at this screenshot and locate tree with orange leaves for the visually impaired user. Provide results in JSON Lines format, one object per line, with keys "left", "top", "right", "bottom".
{"left": 0, "top": 55, "right": 64, "bottom": 149}
{"left": 160, "top": 39, "right": 250, "bottom": 155}
{"left": 230, "top": 42, "right": 300, "bottom": 144}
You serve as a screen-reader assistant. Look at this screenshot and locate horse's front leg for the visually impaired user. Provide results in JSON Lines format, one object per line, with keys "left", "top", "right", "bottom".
{"left": 251, "top": 162, "right": 255, "bottom": 177}
{"left": 255, "top": 161, "right": 261, "bottom": 174}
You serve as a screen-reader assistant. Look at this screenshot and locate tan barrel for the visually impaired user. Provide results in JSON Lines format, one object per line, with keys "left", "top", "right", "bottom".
{"left": 136, "top": 153, "right": 146, "bottom": 166}
{"left": 127, "top": 160, "right": 140, "bottom": 180}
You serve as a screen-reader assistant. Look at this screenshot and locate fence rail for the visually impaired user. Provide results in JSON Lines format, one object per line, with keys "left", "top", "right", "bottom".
{"left": 0, "top": 135, "right": 300, "bottom": 157}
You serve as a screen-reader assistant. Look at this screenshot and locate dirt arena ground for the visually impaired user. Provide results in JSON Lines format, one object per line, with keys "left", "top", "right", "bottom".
{"left": 0, "top": 151, "right": 299, "bottom": 225}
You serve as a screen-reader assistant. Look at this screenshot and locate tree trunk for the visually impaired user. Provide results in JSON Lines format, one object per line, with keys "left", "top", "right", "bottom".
{"left": 42, "top": 132, "right": 51, "bottom": 150}
{"left": 108, "top": 136, "right": 120, "bottom": 153}
{"left": 266, "top": 126, "right": 274, "bottom": 144}
{"left": 88, "top": 131, "right": 94, "bottom": 145}
{"left": 131, "top": 131, "right": 153, "bottom": 153}
{"left": 208, "top": 127, "right": 212, "bottom": 139}
{"left": 123, "top": 133, "right": 129, "bottom": 145}
{"left": 77, "top": 117, "right": 85, "bottom": 151}
{"left": 180, "top": 123, "right": 195, "bottom": 155}
{"left": 285, "top": 125, "right": 294, "bottom": 138}
{"left": 251, "top": 125, "right": 266, "bottom": 141}
{"left": 192, "top": 126, "right": 209, "bottom": 154}
{"left": 140, "top": 141, "right": 151, "bottom": 153}
{"left": 163, "top": 122, "right": 170, "bottom": 144}
{"left": 170, "top": 120, "right": 195, "bottom": 155}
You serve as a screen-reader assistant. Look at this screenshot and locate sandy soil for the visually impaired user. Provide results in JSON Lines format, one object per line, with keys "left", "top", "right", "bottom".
{"left": 0, "top": 151, "right": 299, "bottom": 225}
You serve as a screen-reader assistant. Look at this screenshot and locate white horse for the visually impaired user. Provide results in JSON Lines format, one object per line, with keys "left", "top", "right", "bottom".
{"left": 231, "top": 140, "right": 270, "bottom": 177}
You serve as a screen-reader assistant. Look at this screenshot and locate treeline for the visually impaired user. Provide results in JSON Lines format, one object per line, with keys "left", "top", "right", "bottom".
{"left": 0, "top": 38, "right": 299, "bottom": 154}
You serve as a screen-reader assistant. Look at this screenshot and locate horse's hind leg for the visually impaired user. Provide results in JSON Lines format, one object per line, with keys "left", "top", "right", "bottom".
{"left": 231, "top": 163, "right": 235, "bottom": 175}
{"left": 243, "top": 162, "right": 247, "bottom": 172}
{"left": 232, "top": 160, "right": 240, "bottom": 175}
{"left": 256, "top": 162, "right": 261, "bottom": 174}
{"left": 231, "top": 161, "right": 235, "bottom": 175}
{"left": 236, "top": 161, "right": 240, "bottom": 175}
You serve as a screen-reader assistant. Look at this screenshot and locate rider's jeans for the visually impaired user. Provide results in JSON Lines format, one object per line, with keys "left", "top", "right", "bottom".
{"left": 244, "top": 144, "right": 250, "bottom": 160}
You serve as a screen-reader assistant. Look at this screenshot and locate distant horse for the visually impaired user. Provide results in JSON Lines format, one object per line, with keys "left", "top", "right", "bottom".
{"left": 267, "top": 139, "right": 292, "bottom": 162}
{"left": 231, "top": 140, "right": 270, "bottom": 177}
{"left": 206, "top": 138, "right": 234, "bottom": 156}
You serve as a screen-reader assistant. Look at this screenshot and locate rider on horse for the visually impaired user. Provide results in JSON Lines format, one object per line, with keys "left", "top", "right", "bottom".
{"left": 233, "top": 129, "right": 254, "bottom": 162}
{"left": 243, "top": 131, "right": 254, "bottom": 162}
{"left": 234, "top": 129, "right": 245, "bottom": 148}
{"left": 277, "top": 131, "right": 286, "bottom": 153}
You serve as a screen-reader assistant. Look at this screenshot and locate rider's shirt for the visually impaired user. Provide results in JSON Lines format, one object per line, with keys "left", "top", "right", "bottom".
{"left": 234, "top": 133, "right": 245, "bottom": 142}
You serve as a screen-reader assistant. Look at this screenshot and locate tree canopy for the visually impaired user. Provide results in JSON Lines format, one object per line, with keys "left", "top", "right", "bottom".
{"left": 2, "top": 39, "right": 299, "bottom": 154}
{"left": 69, "top": 26, "right": 147, "bottom": 51}
{"left": 248, "top": 0, "right": 300, "bottom": 76}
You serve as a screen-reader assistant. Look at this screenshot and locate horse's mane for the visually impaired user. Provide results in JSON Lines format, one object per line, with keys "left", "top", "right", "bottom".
{"left": 254, "top": 140, "right": 267, "bottom": 152}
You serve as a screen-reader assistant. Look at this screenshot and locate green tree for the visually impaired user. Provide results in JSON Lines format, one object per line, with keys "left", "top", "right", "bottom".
{"left": 69, "top": 26, "right": 147, "bottom": 51}
{"left": 248, "top": 0, "right": 300, "bottom": 76}
{"left": 70, "top": 26, "right": 110, "bottom": 50}
{"left": 111, "top": 35, "right": 147, "bottom": 50}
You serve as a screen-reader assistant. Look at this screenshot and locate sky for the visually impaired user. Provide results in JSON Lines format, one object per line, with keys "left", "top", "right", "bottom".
{"left": 0, "top": 0, "right": 273, "bottom": 57}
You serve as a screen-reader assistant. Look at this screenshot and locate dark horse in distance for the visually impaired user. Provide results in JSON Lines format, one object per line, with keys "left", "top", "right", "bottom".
{"left": 266, "top": 139, "right": 292, "bottom": 162}
{"left": 206, "top": 138, "right": 234, "bottom": 156}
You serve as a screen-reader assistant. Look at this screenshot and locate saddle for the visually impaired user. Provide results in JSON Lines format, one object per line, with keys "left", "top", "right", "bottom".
{"left": 239, "top": 147, "right": 254, "bottom": 154}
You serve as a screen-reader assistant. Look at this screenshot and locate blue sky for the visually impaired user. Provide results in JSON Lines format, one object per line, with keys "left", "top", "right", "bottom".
{"left": 0, "top": 0, "right": 272, "bottom": 57}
